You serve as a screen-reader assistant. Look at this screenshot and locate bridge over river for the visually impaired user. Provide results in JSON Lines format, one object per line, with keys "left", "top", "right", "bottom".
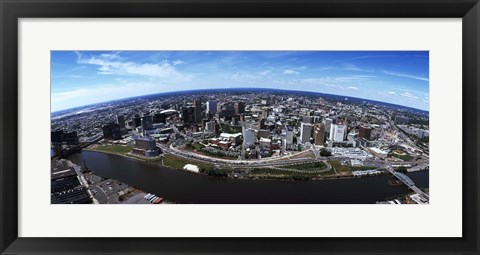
{"left": 387, "top": 167, "right": 429, "bottom": 202}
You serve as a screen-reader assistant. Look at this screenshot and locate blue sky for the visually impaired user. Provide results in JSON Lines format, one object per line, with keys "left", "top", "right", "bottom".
{"left": 51, "top": 51, "right": 429, "bottom": 112}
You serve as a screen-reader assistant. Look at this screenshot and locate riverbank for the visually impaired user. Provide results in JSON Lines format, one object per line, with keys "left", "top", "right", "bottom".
{"left": 84, "top": 145, "right": 409, "bottom": 182}
{"left": 68, "top": 151, "right": 430, "bottom": 204}
{"left": 84, "top": 144, "right": 162, "bottom": 162}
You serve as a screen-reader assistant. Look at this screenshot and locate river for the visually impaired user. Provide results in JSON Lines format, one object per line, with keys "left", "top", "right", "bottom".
{"left": 69, "top": 151, "right": 429, "bottom": 204}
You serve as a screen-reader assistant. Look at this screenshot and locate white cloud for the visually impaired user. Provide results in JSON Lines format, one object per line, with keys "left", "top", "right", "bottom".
{"left": 342, "top": 63, "right": 373, "bottom": 72}
{"left": 172, "top": 59, "right": 184, "bottom": 65}
{"left": 388, "top": 91, "right": 396, "bottom": 95}
{"left": 283, "top": 69, "right": 299, "bottom": 75}
{"left": 347, "top": 86, "right": 359, "bottom": 90}
{"left": 77, "top": 52, "right": 192, "bottom": 82}
{"left": 383, "top": 70, "right": 429, "bottom": 82}
{"left": 400, "top": 92, "right": 419, "bottom": 99}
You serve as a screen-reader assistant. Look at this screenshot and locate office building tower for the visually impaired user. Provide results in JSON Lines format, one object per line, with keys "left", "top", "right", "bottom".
{"left": 194, "top": 99, "right": 202, "bottom": 123}
{"left": 285, "top": 130, "right": 294, "bottom": 145}
{"left": 206, "top": 100, "right": 217, "bottom": 114}
{"left": 141, "top": 115, "right": 153, "bottom": 130}
{"left": 242, "top": 127, "right": 256, "bottom": 147}
{"left": 302, "top": 116, "right": 313, "bottom": 124}
{"left": 330, "top": 124, "right": 346, "bottom": 142}
{"left": 325, "top": 118, "right": 333, "bottom": 137}
{"left": 300, "top": 123, "right": 313, "bottom": 144}
{"left": 182, "top": 106, "right": 195, "bottom": 124}
{"left": 313, "top": 123, "right": 326, "bottom": 146}
{"left": 133, "top": 115, "right": 142, "bottom": 128}
{"left": 153, "top": 112, "right": 166, "bottom": 124}
{"left": 358, "top": 125, "right": 372, "bottom": 140}
{"left": 234, "top": 102, "right": 245, "bottom": 115}
{"left": 102, "top": 123, "right": 122, "bottom": 140}
{"left": 116, "top": 115, "right": 125, "bottom": 129}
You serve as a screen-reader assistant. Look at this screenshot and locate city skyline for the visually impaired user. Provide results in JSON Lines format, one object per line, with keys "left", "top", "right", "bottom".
{"left": 51, "top": 51, "right": 429, "bottom": 112}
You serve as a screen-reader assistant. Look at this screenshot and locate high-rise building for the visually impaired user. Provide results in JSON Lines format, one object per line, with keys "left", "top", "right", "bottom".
{"left": 285, "top": 130, "right": 294, "bottom": 145}
{"left": 133, "top": 115, "right": 141, "bottom": 128}
{"left": 141, "top": 115, "right": 153, "bottom": 130}
{"left": 206, "top": 100, "right": 217, "bottom": 114}
{"left": 302, "top": 116, "right": 313, "bottom": 124}
{"left": 218, "top": 102, "right": 235, "bottom": 119}
{"left": 358, "top": 125, "right": 372, "bottom": 140}
{"left": 330, "top": 124, "right": 346, "bottom": 142}
{"left": 194, "top": 99, "right": 202, "bottom": 123}
{"left": 102, "top": 123, "right": 122, "bottom": 140}
{"left": 153, "top": 112, "right": 166, "bottom": 124}
{"left": 234, "top": 102, "right": 245, "bottom": 115}
{"left": 242, "top": 126, "right": 256, "bottom": 147}
{"left": 182, "top": 106, "right": 195, "bottom": 124}
{"left": 313, "top": 123, "right": 326, "bottom": 146}
{"left": 116, "top": 115, "right": 125, "bottom": 129}
{"left": 300, "top": 123, "right": 313, "bottom": 144}
{"left": 325, "top": 118, "right": 333, "bottom": 137}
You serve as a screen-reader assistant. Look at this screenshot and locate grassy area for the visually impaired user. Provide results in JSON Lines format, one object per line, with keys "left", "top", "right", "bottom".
{"left": 192, "top": 143, "right": 203, "bottom": 150}
{"left": 351, "top": 166, "right": 378, "bottom": 171}
{"left": 162, "top": 154, "right": 214, "bottom": 172}
{"left": 220, "top": 123, "right": 242, "bottom": 133}
{"left": 389, "top": 153, "right": 414, "bottom": 161}
{"left": 91, "top": 145, "right": 133, "bottom": 155}
{"left": 282, "top": 161, "right": 327, "bottom": 171}
{"left": 249, "top": 167, "right": 336, "bottom": 180}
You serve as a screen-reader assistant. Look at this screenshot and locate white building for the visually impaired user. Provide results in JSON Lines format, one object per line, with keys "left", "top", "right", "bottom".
{"left": 368, "top": 147, "right": 389, "bottom": 159}
{"left": 330, "top": 124, "right": 347, "bottom": 142}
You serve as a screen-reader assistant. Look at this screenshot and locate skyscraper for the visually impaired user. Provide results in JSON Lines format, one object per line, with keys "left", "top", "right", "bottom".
{"left": 182, "top": 106, "right": 195, "bottom": 124}
{"left": 133, "top": 115, "right": 141, "bottom": 128}
{"left": 102, "top": 123, "right": 122, "bottom": 140}
{"left": 116, "top": 115, "right": 125, "bottom": 129}
{"left": 358, "top": 125, "right": 372, "bottom": 140}
{"left": 300, "top": 123, "right": 313, "bottom": 144}
{"left": 141, "top": 115, "right": 153, "bottom": 130}
{"left": 206, "top": 100, "right": 217, "bottom": 114}
{"left": 194, "top": 99, "right": 202, "bottom": 123}
{"left": 313, "top": 123, "right": 326, "bottom": 146}
{"left": 330, "top": 124, "right": 346, "bottom": 142}
{"left": 234, "top": 102, "right": 245, "bottom": 115}
{"left": 242, "top": 126, "right": 256, "bottom": 147}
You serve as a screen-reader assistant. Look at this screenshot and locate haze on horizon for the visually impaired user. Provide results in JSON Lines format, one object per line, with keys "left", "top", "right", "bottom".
{"left": 51, "top": 51, "right": 429, "bottom": 112}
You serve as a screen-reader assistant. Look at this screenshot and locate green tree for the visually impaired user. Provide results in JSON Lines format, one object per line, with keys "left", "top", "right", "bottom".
{"left": 320, "top": 148, "right": 332, "bottom": 157}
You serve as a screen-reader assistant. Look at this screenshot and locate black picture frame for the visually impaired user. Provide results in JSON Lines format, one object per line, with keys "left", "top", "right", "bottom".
{"left": 1, "top": 0, "right": 479, "bottom": 254}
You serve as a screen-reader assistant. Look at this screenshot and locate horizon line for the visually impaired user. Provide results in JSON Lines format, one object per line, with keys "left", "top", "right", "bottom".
{"left": 51, "top": 87, "right": 429, "bottom": 114}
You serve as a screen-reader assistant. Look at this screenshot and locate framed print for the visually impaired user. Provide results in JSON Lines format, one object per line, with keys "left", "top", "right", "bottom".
{"left": 1, "top": 0, "right": 479, "bottom": 254}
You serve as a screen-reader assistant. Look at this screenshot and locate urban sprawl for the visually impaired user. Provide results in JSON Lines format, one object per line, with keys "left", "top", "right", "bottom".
{"left": 51, "top": 89, "right": 430, "bottom": 204}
